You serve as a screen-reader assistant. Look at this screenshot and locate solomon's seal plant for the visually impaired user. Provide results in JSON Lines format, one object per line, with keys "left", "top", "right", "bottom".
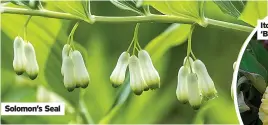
{"left": 110, "top": 24, "right": 160, "bottom": 95}
{"left": 12, "top": 16, "right": 39, "bottom": 80}
{"left": 1, "top": 0, "right": 262, "bottom": 124}
{"left": 5, "top": 0, "right": 249, "bottom": 102}
{"left": 61, "top": 22, "right": 90, "bottom": 91}
{"left": 175, "top": 25, "right": 217, "bottom": 109}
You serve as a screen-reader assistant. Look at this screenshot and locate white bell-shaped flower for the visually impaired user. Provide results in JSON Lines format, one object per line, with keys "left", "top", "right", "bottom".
{"left": 187, "top": 73, "right": 202, "bottom": 110}
{"left": 71, "top": 50, "right": 90, "bottom": 88}
{"left": 237, "top": 91, "right": 250, "bottom": 113}
{"left": 138, "top": 50, "right": 160, "bottom": 89}
{"left": 192, "top": 59, "right": 217, "bottom": 99}
{"left": 63, "top": 56, "right": 76, "bottom": 92}
{"left": 110, "top": 52, "right": 130, "bottom": 87}
{"left": 24, "top": 42, "right": 39, "bottom": 80}
{"left": 13, "top": 36, "right": 27, "bottom": 75}
{"left": 129, "top": 55, "right": 147, "bottom": 95}
{"left": 176, "top": 66, "right": 190, "bottom": 104}
{"left": 61, "top": 44, "right": 71, "bottom": 76}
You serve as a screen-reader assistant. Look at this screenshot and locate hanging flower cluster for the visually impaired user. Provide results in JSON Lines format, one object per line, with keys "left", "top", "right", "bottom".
{"left": 13, "top": 36, "right": 39, "bottom": 80}
{"left": 259, "top": 87, "right": 268, "bottom": 124}
{"left": 12, "top": 20, "right": 89, "bottom": 92}
{"left": 175, "top": 25, "right": 217, "bottom": 110}
{"left": 110, "top": 50, "right": 160, "bottom": 95}
{"left": 61, "top": 44, "right": 90, "bottom": 92}
{"left": 176, "top": 56, "right": 217, "bottom": 109}
{"left": 110, "top": 24, "right": 160, "bottom": 95}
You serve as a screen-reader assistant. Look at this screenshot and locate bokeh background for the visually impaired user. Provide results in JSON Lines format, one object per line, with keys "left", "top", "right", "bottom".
{"left": 1, "top": 1, "right": 266, "bottom": 124}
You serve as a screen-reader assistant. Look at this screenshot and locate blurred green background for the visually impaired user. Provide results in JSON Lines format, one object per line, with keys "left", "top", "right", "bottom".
{"left": 1, "top": 1, "right": 266, "bottom": 124}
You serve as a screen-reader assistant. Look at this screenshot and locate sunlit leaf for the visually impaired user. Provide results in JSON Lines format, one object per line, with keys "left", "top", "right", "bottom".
{"left": 213, "top": 0, "right": 246, "bottom": 18}
{"left": 1, "top": 3, "right": 79, "bottom": 123}
{"left": 239, "top": 1, "right": 267, "bottom": 26}
{"left": 53, "top": 1, "right": 89, "bottom": 21}
{"left": 110, "top": 0, "right": 143, "bottom": 15}
{"left": 81, "top": 35, "right": 116, "bottom": 122}
{"left": 143, "top": 1, "right": 206, "bottom": 26}
{"left": 11, "top": 0, "right": 42, "bottom": 9}
{"left": 193, "top": 97, "right": 239, "bottom": 124}
{"left": 99, "top": 23, "right": 191, "bottom": 124}
{"left": 99, "top": 73, "right": 131, "bottom": 124}
{"left": 145, "top": 24, "right": 191, "bottom": 62}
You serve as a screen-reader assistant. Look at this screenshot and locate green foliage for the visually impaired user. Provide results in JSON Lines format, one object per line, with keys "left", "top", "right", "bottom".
{"left": 213, "top": 1, "right": 267, "bottom": 26}
{"left": 109, "top": 0, "right": 143, "bottom": 15}
{"left": 213, "top": 1, "right": 246, "bottom": 18}
{"left": 1, "top": 1, "right": 266, "bottom": 124}
{"left": 144, "top": 1, "right": 206, "bottom": 26}
{"left": 145, "top": 24, "right": 191, "bottom": 61}
{"left": 240, "top": 1, "right": 267, "bottom": 26}
{"left": 240, "top": 51, "right": 268, "bottom": 81}
{"left": 249, "top": 40, "right": 268, "bottom": 72}
{"left": 53, "top": 1, "right": 90, "bottom": 21}
{"left": 11, "top": 0, "right": 42, "bottom": 9}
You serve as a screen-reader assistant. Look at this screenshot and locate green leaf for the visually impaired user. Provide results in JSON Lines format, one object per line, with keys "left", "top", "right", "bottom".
{"left": 11, "top": 0, "right": 42, "bottom": 9}
{"left": 110, "top": 0, "right": 143, "bottom": 15}
{"left": 239, "top": 1, "right": 267, "bottom": 26}
{"left": 1, "top": 3, "right": 79, "bottom": 123}
{"left": 143, "top": 1, "right": 206, "bottom": 26}
{"left": 240, "top": 70, "right": 267, "bottom": 94}
{"left": 213, "top": 1, "right": 246, "bottom": 18}
{"left": 80, "top": 35, "right": 116, "bottom": 122}
{"left": 240, "top": 50, "right": 268, "bottom": 81}
{"left": 249, "top": 40, "right": 268, "bottom": 71}
{"left": 193, "top": 97, "right": 239, "bottom": 124}
{"left": 145, "top": 24, "right": 191, "bottom": 62}
{"left": 54, "top": 1, "right": 89, "bottom": 21}
{"left": 99, "top": 73, "right": 131, "bottom": 124}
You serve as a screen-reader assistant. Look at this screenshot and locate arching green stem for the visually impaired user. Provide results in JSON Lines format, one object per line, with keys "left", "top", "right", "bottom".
{"left": 3, "top": 7, "right": 254, "bottom": 32}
